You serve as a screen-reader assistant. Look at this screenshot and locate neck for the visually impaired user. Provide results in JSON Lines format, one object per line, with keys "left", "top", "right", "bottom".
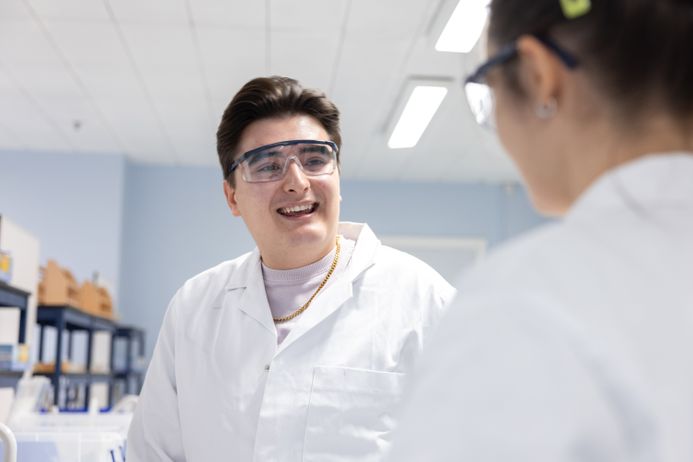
{"left": 261, "top": 236, "right": 338, "bottom": 270}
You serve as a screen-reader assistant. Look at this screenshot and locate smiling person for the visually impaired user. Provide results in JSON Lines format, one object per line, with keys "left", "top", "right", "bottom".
{"left": 126, "top": 76, "right": 455, "bottom": 461}
{"left": 388, "top": 0, "right": 693, "bottom": 461}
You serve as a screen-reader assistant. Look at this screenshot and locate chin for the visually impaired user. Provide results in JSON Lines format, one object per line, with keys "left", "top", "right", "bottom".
{"left": 285, "top": 226, "right": 331, "bottom": 246}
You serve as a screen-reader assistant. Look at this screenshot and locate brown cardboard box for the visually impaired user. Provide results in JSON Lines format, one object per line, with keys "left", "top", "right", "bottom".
{"left": 78, "top": 281, "right": 115, "bottom": 319}
{"left": 38, "top": 260, "right": 80, "bottom": 308}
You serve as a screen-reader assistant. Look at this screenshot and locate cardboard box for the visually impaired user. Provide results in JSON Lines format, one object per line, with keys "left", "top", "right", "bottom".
{"left": 38, "top": 260, "right": 80, "bottom": 308}
{"left": 77, "top": 281, "right": 114, "bottom": 319}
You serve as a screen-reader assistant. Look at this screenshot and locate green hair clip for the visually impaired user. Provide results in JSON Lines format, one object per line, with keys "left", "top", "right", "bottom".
{"left": 559, "top": 0, "right": 591, "bottom": 19}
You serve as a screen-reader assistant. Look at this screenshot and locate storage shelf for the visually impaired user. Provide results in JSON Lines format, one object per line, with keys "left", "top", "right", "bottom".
{"left": 37, "top": 304, "right": 116, "bottom": 332}
{"left": 110, "top": 325, "right": 146, "bottom": 401}
{"left": 35, "top": 305, "right": 144, "bottom": 411}
{"left": 0, "top": 281, "right": 30, "bottom": 343}
{"left": 34, "top": 371, "right": 113, "bottom": 384}
{"left": 0, "top": 369, "right": 24, "bottom": 387}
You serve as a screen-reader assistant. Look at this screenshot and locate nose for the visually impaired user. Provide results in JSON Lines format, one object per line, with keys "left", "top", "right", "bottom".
{"left": 282, "top": 157, "right": 310, "bottom": 193}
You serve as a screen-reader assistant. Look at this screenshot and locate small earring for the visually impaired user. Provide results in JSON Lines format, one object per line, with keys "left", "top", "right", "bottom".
{"left": 535, "top": 98, "right": 557, "bottom": 119}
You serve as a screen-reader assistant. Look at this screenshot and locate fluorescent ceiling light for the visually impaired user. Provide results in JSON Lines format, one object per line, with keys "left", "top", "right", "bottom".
{"left": 387, "top": 86, "right": 448, "bottom": 149}
{"left": 435, "top": 0, "right": 489, "bottom": 53}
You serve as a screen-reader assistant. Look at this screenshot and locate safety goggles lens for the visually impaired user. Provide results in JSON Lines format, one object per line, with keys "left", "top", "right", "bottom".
{"left": 464, "top": 81, "right": 495, "bottom": 129}
{"left": 240, "top": 141, "right": 337, "bottom": 183}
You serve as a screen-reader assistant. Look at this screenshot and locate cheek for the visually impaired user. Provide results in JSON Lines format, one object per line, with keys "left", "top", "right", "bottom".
{"left": 494, "top": 90, "right": 531, "bottom": 164}
{"left": 240, "top": 187, "right": 274, "bottom": 216}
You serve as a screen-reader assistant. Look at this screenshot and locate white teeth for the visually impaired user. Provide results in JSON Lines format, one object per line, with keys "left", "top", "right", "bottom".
{"left": 280, "top": 204, "right": 313, "bottom": 214}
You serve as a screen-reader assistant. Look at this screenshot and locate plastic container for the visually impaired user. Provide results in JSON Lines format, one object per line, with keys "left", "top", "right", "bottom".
{"left": 2, "top": 412, "right": 132, "bottom": 462}
{"left": 0, "top": 431, "right": 124, "bottom": 462}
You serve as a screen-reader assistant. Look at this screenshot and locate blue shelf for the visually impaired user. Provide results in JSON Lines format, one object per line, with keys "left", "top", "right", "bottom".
{"left": 0, "top": 369, "right": 24, "bottom": 387}
{"left": 34, "top": 371, "right": 113, "bottom": 384}
{"left": 36, "top": 305, "right": 118, "bottom": 410}
{"left": 36, "top": 305, "right": 116, "bottom": 332}
{"left": 110, "top": 326, "right": 146, "bottom": 401}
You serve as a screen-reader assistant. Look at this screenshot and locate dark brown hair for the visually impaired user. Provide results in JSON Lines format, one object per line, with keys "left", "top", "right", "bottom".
{"left": 216, "top": 76, "right": 342, "bottom": 184}
{"left": 488, "top": 0, "right": 693, "bottom": 121}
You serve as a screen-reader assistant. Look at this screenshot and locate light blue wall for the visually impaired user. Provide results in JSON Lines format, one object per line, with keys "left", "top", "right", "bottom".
{"left": 340, "top": 181, "right": 540, "bottom": 246}
{"left": 118, "top": 163, "right": 253, "bottom": 351}
{"left": 3, "top": 151, "right": 546, "bottom": 359}
{"left": 0, "top": 150, "right": 126, "bottom": 298}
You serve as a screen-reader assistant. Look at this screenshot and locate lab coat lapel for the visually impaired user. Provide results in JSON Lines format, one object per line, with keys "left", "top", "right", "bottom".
{"left": 225, "top": 249, "right": 276, "bottom": 337}
{"left": 275, "top": 222, "right": 379, "bottom": 355}
{"left": 275, "top": 277, "right": 354, "bottom": 354}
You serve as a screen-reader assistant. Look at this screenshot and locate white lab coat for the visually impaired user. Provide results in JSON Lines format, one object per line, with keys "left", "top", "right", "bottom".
{"left": 389, "top": 153, "right": 693, "bottom": 462}
{"left": 127, "top": 222, "right": 455, "bottom": 462}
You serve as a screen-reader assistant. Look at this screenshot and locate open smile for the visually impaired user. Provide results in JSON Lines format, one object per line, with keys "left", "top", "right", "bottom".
{"left": 277, "top": 202, "right": 319, "bottom": 217}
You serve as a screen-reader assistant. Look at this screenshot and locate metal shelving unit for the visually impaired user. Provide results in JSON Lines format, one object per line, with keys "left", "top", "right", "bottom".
{"left": 35, "top": 305, "right": 117, "bottom": 410}
{"left": 110, "top": 326, "right": 146, "bottom": 404}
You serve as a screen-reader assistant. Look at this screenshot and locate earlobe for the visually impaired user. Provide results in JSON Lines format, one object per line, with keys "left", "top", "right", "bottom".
{"left": 223, "top": 180, "right": 242, "bottom": 217}
{"left": 516, "top": 35, "right": 563, "bottom": 110}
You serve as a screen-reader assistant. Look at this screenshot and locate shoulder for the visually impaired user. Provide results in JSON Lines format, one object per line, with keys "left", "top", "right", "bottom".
{"left": 374, "top": 244, "right": 453, "bottom": 290}
{"left": 355, "top": 244, "right": 457, "bottom": 320}
{"left": 173, "top": 251, "right": 255, "bottom": 309}
{"left": 460, "top": 220, "right": 586, "bottom": 295}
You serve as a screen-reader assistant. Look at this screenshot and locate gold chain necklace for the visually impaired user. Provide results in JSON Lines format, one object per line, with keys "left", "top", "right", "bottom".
{"left": 272, "top": 236, "right": 341, "bottom": 324}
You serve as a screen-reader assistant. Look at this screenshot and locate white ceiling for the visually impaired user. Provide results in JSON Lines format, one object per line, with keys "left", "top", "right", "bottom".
{"left": 0, "top": 0, "right": 519, "bottom": 182}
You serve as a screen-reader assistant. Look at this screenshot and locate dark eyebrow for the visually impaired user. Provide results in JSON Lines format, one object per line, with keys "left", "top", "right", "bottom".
{"left": 246, "top": 149, "right": 283, "bottom": 166}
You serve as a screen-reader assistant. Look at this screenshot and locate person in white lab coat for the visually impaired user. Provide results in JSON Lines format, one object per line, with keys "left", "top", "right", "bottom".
{"left": 126, "top": 76, "right": 455, "bottom": 461}
{"left": 389, "top": 0, "right": 693, "bottom": 461}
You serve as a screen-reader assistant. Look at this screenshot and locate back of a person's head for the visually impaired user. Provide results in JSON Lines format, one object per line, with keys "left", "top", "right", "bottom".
{"left": 216, "top": 76, "right": 341, "bottom": 184}
{"left": 488, "top": 0, "right": 693, "bottom": 125}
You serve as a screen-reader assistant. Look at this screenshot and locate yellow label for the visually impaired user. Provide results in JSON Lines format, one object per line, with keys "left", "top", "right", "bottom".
{"left": 17, "top": 344, "right": 29, "bottom": 363}
{"left": 560, "top": 0, "right": 591, "bottom": 19}
{"left": 0, "top": 253, "right": 10, "bottom": 273}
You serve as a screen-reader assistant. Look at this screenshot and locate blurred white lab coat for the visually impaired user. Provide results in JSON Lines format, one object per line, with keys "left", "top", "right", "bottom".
{"left": 389, "top": 153, "right": 693, "bottom": 462}
{"left": 127, "top": 222, "right": 454, "bottom": 462}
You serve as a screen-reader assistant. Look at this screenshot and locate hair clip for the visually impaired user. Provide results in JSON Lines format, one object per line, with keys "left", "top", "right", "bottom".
{"left": 559, "top": 0, "right": 591, "bottom": 19}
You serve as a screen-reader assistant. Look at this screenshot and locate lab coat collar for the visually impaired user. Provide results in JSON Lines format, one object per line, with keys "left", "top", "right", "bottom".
{"left": 275, "top": 222, "right": 380, "bottom": 354}
{"left": 226, "top": 248, "right": 277, "bottom": 337}
{"left": 223, "top": 222, "right": 380, "bottom": 348}
{"left": 567, "top": 152, "right": 693, "bottom": 220}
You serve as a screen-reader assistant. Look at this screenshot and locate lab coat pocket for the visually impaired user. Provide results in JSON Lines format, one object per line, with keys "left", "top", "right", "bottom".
{"left": 303, "top": 366, "right": 405, "bottom": 461}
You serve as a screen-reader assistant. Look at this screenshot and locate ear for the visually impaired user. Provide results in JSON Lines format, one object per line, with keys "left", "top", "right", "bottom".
{"left": 223, "top": 180, "right": 242, "bottom": 217}
{"left": 515, "top": 35, "right": 564, "bottom": 107}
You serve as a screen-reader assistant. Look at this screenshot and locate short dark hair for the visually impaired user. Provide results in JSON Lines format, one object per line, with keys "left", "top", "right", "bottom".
{"left": 216, "top": 76, "right": 342, "bottom": 184}
{"left": 488, "top": 0, "right": 693, "bottom": 122}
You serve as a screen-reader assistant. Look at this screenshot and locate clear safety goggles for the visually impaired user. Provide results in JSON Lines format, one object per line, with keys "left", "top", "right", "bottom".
{"left": 463, "top": 35, "right": 579, "bottom": 129}
{"left": 227, "top": 139, "right": 339, "bottom": 183}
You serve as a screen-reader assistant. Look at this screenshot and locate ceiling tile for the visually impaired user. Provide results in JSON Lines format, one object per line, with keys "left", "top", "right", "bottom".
{"left": 26, "top": 0, "right": 110, "bottom": 21}
{"left": 107, "top": 0, "right": 188, "bottom": 25}
{"left": 0, "top": 0, "right": 31, "bottom": 21}
{"left": 189, "top": 0, "right": 265, "bottom": 28}
{"left": 270, "top": 31, "right": 340, "bottom": 91}
{"left": 270, "top": 0, "right": 347, "bottom": 30}
{"left": 0, "top": 90, "right": 73, "bottom": 151}
{"left": 0, "top": 19, "right": 62, "bottom": 66}
{"left": 195, "top": 26, "right": 266, "bottom": 108}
